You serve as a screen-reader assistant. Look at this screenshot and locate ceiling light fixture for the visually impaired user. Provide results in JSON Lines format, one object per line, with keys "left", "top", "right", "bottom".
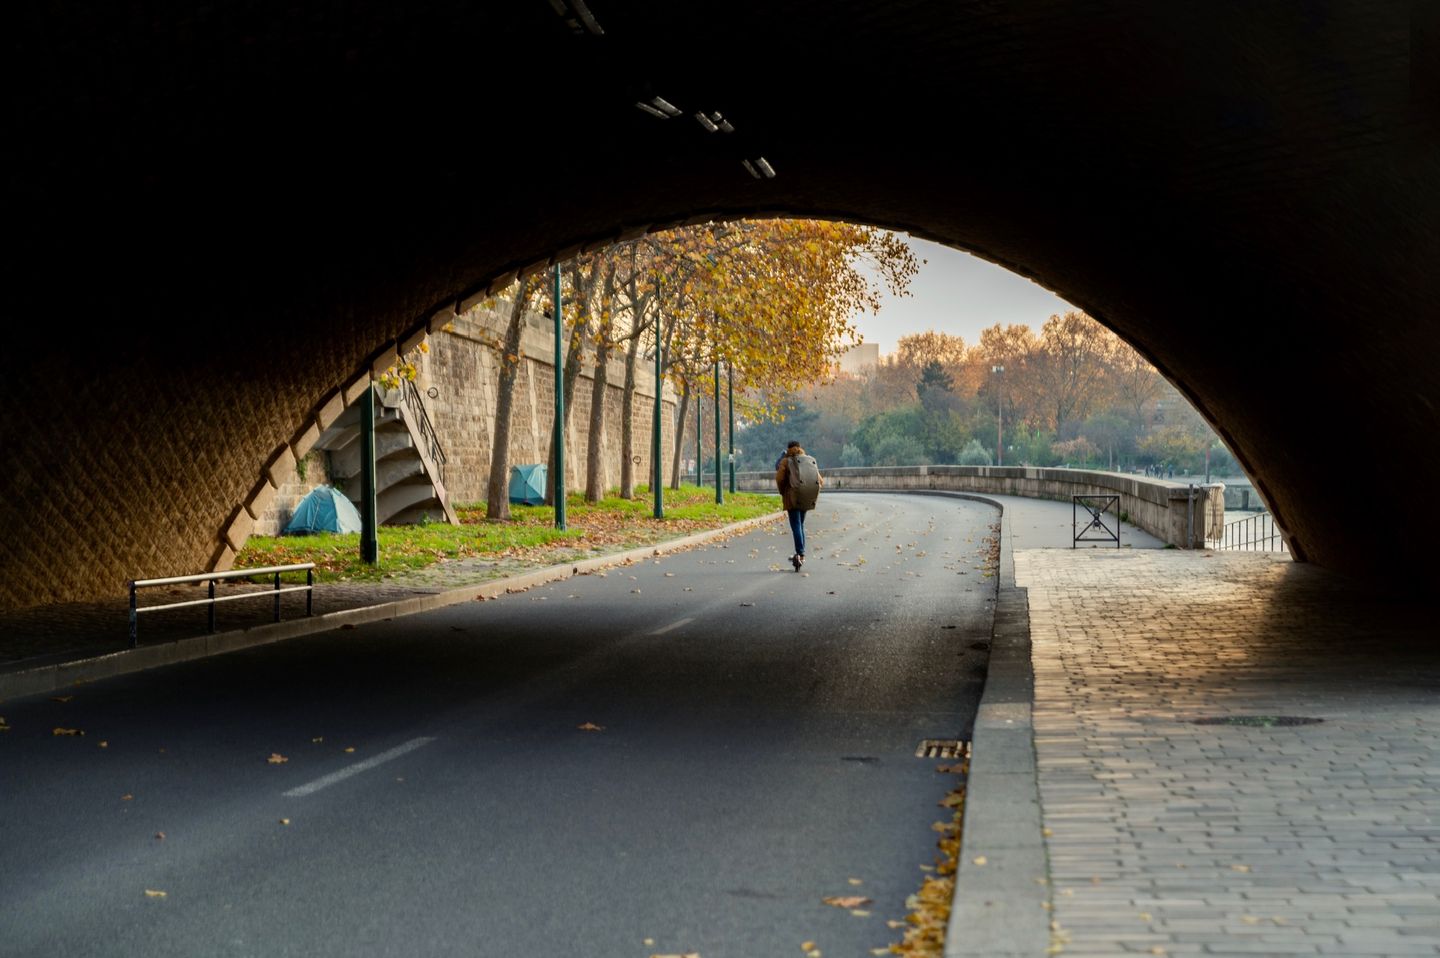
{"left": 695, "top": 113, "right": 719, "bottom": 132}
{"left": 549, "top": 0, "right": 604, "bottom": 35}
{"left": 742, "top": 160, "right": 761, "bottom": 179}
{"left": 637, "top": 97, "right": 681, "bottom": 119}
{"left": 755, "top": 157, "right": 776, "bottom": 178}
{"left": 568, "top": 0, "right": 604, "bottom": 35}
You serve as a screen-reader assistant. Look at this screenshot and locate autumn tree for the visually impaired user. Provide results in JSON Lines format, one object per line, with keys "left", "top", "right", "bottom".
{"left": 484, "top": 273, "right": 546, "bottom": 520}
{"left": 1030, "top": 311, "right": 1116, "bottom": 433}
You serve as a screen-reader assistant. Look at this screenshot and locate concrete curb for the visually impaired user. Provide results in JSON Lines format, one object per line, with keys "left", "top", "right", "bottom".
{"left": 0, "top": 510, "right": 787, "bottom": 701}
{"left": 931, "top": 494, "right": 1051, "bottom": 958}
{"left": 829, "top": 487, "right": 1052, "bottom": 954}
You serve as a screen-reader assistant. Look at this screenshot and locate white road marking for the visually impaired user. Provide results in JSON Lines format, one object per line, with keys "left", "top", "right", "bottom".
{"left": 283, "top": 737, "right": 435, "bottom": 798}
{"left": 649, "top": 616, "right": 694, "bottom": 635}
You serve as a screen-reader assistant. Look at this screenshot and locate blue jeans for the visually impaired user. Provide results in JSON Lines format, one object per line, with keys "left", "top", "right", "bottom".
{"left": 787, "top": 509, "right": 807, "bottom": 557}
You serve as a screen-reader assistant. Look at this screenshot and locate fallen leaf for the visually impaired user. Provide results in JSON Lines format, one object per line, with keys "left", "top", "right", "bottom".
{"left": 739, "top": 602, "right": 754, "bottom": 607}
{"left": 344, "top": 747, "right": 355, "bottom": 753}
{"left": 1231, "top": 864, "right": 1251, "bottom": 873}
{"left": 822, "top": 896, "right": 871, "bottom": 909}
{"left": 849, "top": 909, "right": 870, "bottom": 917}
{"left": 52, "top": 727, "right": 84, "bottom": 736}
{"left": 51, "top": 696, "right": 74, "bottom": 703}
{"left": 848, "top": 878, "right": 863, "bottom": 886}
{"left": 631, "top": 589, "right": 642, "bottom": 594}
{"left": 279, "top": 818, "right": 291, "bottom": 826}
{"left": 122, "top": 794, "right": 133, "bottom": 801}
{"left": 144, "top": 889, "right": 167, "bottom": 898}
{"left": 935, "top": 764, "right": 965, "bottom": 774}
{"left": 577, "top": 722, "right": 605, "bottom": 731}
{"left": 801, "top": 943, "right": 815, "bottom": 952}
{"left": 98, "top": 741, "right": 108, "bottom": 748}
{"left": 664, "top": 573, "right": 675, "bottom": 577}
{"left": 972, "top": 856, "right": 988, "bottom": 866}
{"left": 155, "top": 832, "right": 165, "bottom": 840}
{"left": 267, "top": 753, "right": 288, "bottom": 764}
{"left": 886, "top": 920, "right": 906, "bottom": 929}
{"left": 312, "top": 737, "right": 324, "bottom": 743}
{"left": 643, "top": 940, "right": 654, "bottom": 947}
{"left": 1138, "top": 911, "right": 1151, "bottom": 921}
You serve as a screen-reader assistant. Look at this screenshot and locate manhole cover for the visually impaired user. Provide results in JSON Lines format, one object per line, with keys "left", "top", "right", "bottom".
{"left": 1191, "top": 716, "right": 1324, "bottom": 727}
{"left": 915, "top": 739, "right": 969, "bottom": 759}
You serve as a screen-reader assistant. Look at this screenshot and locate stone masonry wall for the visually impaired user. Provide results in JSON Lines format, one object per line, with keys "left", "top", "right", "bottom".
{"left": 425, "top": 303, "right": 676, "bottom": 505}
{"left": 248, "top": 302, "right": 677, "bottom": 537}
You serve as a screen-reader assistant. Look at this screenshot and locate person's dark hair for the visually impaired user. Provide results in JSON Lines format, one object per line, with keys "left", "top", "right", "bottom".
{"left": 786, "top": 440, "right": 801, "bottom": 449}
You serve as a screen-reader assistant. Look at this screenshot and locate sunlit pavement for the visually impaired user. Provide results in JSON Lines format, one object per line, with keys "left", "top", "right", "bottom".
{"left": 1016, "top": 549, "right": 1440, "bottom": 957}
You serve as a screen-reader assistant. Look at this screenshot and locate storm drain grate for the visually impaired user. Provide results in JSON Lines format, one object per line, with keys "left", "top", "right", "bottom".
{"left": 1191, "top": 715, "right": 1324, "bottom": 727}
{"left": 915, "top": 739, "right": 970, "bottom": 759}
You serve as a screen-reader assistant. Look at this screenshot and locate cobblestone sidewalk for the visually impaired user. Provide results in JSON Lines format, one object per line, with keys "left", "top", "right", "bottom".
{"left": 1021, "top": 550, "right": 1440, "bottom": 957}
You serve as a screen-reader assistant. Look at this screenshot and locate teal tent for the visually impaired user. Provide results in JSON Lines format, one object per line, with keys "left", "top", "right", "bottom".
{"left": 508, "top": 464, "right": 548, "bottom": 505}
{"left": 284, "top": 485, "right": 364, "bottom": 535}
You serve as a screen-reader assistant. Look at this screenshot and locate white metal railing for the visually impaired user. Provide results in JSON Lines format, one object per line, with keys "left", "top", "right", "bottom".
{"left": 128, "top": 563, "right": 315, "bottom": 646}
{"left": 1207, "top": 512, "right": 1289, "bottom": 553}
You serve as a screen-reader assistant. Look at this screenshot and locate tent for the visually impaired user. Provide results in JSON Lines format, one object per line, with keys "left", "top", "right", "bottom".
{"left": 283, "top": 485, "right": 364, "bottom": 535}
{"left": 508, "top": 464, "right": 548, "bottom": 506}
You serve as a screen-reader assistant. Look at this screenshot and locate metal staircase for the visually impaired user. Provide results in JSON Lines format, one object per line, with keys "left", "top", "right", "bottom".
{"left": 315, "top": 381, "right": 460, "bottom": 526}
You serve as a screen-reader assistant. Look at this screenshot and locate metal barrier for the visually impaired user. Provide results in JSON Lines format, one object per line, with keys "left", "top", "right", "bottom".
{"left": 1073, "top": 495, "right": 1121, "bottom": 548}
{"left": 1207, "top": 512, "right": 1289, "bottom": 553}
{"left": 128, "top": 564, "right": 315, "bottom": 647}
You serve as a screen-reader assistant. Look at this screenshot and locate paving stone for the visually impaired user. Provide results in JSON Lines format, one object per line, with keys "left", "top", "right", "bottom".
{"left": 1020, "top": 550, "right": 1440, "bottom": 957}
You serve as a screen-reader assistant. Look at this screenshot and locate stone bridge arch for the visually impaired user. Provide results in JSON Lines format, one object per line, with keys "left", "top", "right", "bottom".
{"left": 3, "top": 2, "right": 1435, "bottom": 610}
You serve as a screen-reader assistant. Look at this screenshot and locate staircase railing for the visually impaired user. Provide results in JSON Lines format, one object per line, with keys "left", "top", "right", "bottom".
{"left": 401, "top": 379, "right": 447, "bottom": 487}
{"left": 1207, "top": 511, "right": 1289, "bottom": 553}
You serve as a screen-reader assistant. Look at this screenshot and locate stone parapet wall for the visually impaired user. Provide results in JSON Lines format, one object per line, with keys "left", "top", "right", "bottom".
{"left": 738, "top": 465, "right": 1226, "bottom": 548}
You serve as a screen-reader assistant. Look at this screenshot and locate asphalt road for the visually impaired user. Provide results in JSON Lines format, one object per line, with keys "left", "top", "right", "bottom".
{"left": 0, "top": 493, "right": 1000, "bottom": 958}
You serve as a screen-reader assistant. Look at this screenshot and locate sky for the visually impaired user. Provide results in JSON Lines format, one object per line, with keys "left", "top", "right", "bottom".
{"left": 853, "top": 235, "right": 1076, "bottom": 356}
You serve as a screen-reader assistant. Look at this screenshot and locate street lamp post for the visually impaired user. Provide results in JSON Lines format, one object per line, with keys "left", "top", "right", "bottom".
{"left": 552, "top": 263, "right": 566, "bottom": 530}
{"left": 727, "top": 364, "right": 736, "bottom": 495}
{"left": 652, "top": 323, "right": 664, "bottom": 519}
{"left": 992, "top": 364, "right": 1005, "bottom": 466}
{"left": 713, "top": 360, "right": 723, "bottom": 504}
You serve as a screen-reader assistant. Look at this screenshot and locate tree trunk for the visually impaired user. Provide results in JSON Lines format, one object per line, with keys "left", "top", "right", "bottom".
{"left": 618, "top": 332, "right": 642, "bottom": 498}
{"left": 669, "top": 381, "right": 691, "bottom": 490}
{"left": 584, "top": 336, "right": 613, "bottom": 502}
{"left": 545, "top": 313, "right": 588, "bottom": 506}
{"left": 485, "top": 281, "right": 534, "bottom": 520}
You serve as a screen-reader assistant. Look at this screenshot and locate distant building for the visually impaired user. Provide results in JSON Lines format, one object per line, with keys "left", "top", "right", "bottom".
{"left": 838, "top": 342, "right": 880, "bottom": 375}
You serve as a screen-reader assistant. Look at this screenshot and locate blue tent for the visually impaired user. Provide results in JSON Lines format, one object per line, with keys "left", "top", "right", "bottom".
{"left": 508, "top": 464, "right": 548, "bottom": 505}
{"left": 283, "top": 485, "right": 364, "bottom": 535}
